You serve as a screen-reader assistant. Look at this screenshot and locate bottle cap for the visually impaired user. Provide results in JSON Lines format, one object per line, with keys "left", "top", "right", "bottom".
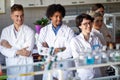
{"left": 109, "top": 43, "right": 113, "bottom": 49}
{"left": 116, "top": 44, "right": 120, "bottom": 50}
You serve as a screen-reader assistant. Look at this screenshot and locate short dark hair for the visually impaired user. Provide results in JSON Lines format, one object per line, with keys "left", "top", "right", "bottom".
{"left": 91, "top": 3, "right": 104, "bottom": 11}
{"left": 11, "top": 4, "right": 24, "bottom": 13}
{"left": 76, "top": 13, "right": 94, "bottom": 28}
{"left": 46, "top": 4, "right": 65, "bottom": 19}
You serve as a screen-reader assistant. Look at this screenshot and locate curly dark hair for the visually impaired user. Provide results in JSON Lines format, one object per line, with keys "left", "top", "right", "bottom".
{"left": 46, "top": 4, "right": 65, "bottom": 20}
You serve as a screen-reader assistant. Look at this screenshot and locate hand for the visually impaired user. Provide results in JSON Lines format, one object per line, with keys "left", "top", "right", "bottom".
{"left": 42, "top": 42, "right": 49, "bottom": 48}
{"left": 54, "top": 47, "right": 66, "bottom": 54}
{"left": 16, "top": 47, "right": 31, "bottom": 57}
{"left": 0, "top": 40, "right": 12, "bottom": 48}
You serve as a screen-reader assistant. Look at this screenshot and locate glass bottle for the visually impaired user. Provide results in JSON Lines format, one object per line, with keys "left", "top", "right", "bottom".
{"left": 73, "top": 72, "right": 81, "bottom": 80}
{"left": 86, "top": 52, "right": 94, "bottom": 65}
{"left": 94, "top": 51, "right": 101, "bottom": 64}
{"left": 78, "top": 53, "right": 86, "bottom": 66}
{"left": 67, "top": 72, "right": 74, "bottom": 80}
{"left": 101, "top": 46, "right": 108, "bottom": 63}
{"left": 114, "top": 44, "right": 120, "bottom": 62}
{"left": 107, "top": 43, "right": 115, "bottom": 62}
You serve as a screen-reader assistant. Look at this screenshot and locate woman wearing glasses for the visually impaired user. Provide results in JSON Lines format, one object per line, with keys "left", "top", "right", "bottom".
{"left": 70, "top": 13, "right": 102, "bottom": 80}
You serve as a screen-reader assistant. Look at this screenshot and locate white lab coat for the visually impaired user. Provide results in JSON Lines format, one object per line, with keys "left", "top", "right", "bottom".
{"left": 70, "top": 33, "right": 102, "bottom": 80}
{"left": 0, "top": 24, "right": 35, "bottom": 80}
{"left": 92, "top": 28, "right": 106, "bottom": 45}
{"left": 37, "top": 23, "right": 75, "bottom": 80}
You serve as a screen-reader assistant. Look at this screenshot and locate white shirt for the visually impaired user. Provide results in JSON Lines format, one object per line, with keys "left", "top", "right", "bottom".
{"left": 70, "top": 33, "right": 102, "bottom": 80}
{"left": 37, "top": 23, "right": 75, "bottom": 80}
{"left": 0, "top": 24, "right": 35, "bottom": 80}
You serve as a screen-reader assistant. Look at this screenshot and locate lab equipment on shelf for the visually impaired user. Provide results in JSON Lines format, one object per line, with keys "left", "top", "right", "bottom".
{"left": 1, "top": 44, "right": 120, "bottom": 80}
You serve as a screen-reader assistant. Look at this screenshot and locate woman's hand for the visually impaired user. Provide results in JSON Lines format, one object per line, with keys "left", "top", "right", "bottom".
{"left": 42, "top": 42, "right": 49, "bottom": 48}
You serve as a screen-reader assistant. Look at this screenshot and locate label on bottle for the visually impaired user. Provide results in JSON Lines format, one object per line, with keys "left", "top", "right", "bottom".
{"left": 79, "top": 56, "right": 84, "bottom": 59}
{"left": 88, "top": 56, "right": 92, "bottom": 59}
{"left": 95, "top": 56, "right": 99, "bottom": 59}
{"left": 110, "top": 54, "right": 114, "bottom": 57}
{"left": 115, "top": 53, "right": 119, "bottom": 57}
{"left": 102, "top": 54, "right": 107, "bottom": 58}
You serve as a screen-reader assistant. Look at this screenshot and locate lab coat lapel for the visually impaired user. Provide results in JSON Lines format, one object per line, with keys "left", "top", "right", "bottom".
{"left": 16, "top": 25, "right": 24, "bottom": 42}
{"left": 80, "top": 33, "right": 92, "bottom": 50}
{"left": 11, "top": 25, "right": 18, "bottom": 43}
{"left": 57, "top": 25, "right": 65, "bottom": 37}
{"left": 11, "top": 25, "right": 24, "bottom": 48}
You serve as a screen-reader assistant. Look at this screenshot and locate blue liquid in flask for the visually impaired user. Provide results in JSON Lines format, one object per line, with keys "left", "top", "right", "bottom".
{"left": 86, "top": 56, "right": 94, "bottom": 64}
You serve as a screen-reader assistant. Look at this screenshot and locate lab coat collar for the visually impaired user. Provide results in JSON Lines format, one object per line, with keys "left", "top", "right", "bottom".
{"left": 80, "top": 33, "right": 94, "bottom": 43}
{"left": 92, "top": 28, "right": 101, "bottom": 34}
{"left": 11, "top": 24, "right": 24, "bottom": 42}
{"left": 11, "top": 24, "right": 24, "bottom": 32}
{"left": 49, "top": 23, "right": 65, "bottom": 36}
{"left": 52, "top": 23, "right": 62, "bottom": 35}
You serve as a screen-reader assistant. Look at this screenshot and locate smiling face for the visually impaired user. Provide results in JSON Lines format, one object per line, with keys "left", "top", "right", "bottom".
{"left": 11, "top": 10, "right": 24, "bottom": 27}
{"left": 50, "top": 11, "right": 62, "bottom": 27}
{"left": 80, "top": 18, "right": 93, "bottom": 34}
{"left": 93, "top": 16, "right": 103, "bottom": 30}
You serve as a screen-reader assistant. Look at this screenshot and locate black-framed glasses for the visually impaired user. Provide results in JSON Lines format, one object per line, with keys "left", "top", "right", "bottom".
{"left": 81, "top": 22, "right": 92, "bottom": 26}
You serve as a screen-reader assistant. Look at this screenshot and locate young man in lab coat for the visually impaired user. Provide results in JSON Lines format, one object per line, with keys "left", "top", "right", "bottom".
{"left": 37, "top": 4, "right": 75, "bottom": 80}
{"left": 0, "top": 4, "right": 35, "bottom": 80}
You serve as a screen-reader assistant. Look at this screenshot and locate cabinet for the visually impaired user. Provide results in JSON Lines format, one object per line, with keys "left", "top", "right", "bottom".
{"left": 11, "top": 0, "right": 41, "bottom": 7}
{"left": 42, "top": 0, "right": 55, "bottom": 6}
{"left": 0, "top": 0, "right": 5, "bottom": 13}
{"left": 10, "top": 0, "right": 55, "bottom": 7}
{"left": 55, "top": 0, "right": 120, "bottom": 5}
{"left": 104, "top": 13, "right": 120, "bottom": 43}
{"left": 10, "top": 0, "right": 120, "bottom": 7}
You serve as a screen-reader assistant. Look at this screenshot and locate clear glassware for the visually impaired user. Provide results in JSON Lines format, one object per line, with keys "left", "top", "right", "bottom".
{"left": 78, "top": 53, "right": 86, "bottom": 66}
{"left": 86, "top": 53, "right": 94, "bottom": 65}
{"left": 107, "top": 49, "right": 115, "bottom": 62}
{"left": 114, "top": 44, "right": 120, "bottom": 62}
{"left": 67, "top": 72, "right": 74, "bottom": 80}
{"left": 107, "top": 43, "right": 115, "bottom": 62}
{"left": 73, "top": 72, "right": 81, "bottom": 80}
{"left": 101, "top": 51, "right": 109, "bottom": 63}
{"left": 93, "top": 50, "right": 101, "bottom": 64}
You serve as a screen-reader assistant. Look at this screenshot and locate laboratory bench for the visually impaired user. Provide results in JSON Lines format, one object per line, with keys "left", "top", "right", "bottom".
{"left": 1, "top": 55, "right": 120, "bottom": 80}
